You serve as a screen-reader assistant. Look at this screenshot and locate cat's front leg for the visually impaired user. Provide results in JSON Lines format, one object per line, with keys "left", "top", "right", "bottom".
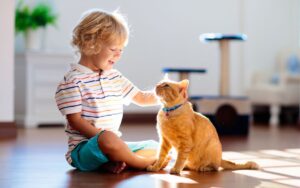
{"left": 170, "top": 146, "right": 192, "bottom": 174}
{"left": 147, "top": 137, "right": 171, "bottom": 172}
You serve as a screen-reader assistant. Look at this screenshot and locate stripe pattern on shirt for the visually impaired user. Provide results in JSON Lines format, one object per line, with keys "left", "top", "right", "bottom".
{"left": 55, "top": 63, "right": 139, "bottom": 164}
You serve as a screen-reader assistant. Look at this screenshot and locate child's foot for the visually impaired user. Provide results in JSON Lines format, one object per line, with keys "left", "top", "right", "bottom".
{"left": 101, "top": 161, "right": 127, "bottom": 174}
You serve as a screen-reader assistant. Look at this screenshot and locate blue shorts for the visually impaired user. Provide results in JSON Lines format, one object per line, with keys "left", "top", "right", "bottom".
{"left": 70, "top": 131, "right": 159, "bottom": 171}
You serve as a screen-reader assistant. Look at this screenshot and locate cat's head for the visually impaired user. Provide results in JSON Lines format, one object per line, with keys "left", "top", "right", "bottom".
{"left": 155, "top": 79, "right": 189, "bottom": 105}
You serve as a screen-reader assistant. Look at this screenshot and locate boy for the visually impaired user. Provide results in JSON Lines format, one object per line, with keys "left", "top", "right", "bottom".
{"left": 55, "top": 9, "right": 160, "bottom": 173}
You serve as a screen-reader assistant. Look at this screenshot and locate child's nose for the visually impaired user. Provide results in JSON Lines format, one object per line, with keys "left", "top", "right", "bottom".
{"left": 114, "top": 50, "right": 122, "bottom": 57}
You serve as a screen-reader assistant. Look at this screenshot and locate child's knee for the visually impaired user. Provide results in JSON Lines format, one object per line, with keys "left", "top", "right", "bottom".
{"left": 97, "top": 131, "right": 122, "bottom": 153}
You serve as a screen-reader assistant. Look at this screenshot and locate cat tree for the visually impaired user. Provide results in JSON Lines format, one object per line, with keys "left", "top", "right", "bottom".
{"left": 194, "top": 33, "right": 250, "bottom": 135}
{"left": 162, "top": 33, "right": 250, "bottom": 135}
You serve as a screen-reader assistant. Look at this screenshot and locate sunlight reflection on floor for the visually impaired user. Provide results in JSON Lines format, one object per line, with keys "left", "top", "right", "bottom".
{"left": 274, "top": 179, "right": 300, "bottom": 187}
{"left": 285, "top": 148, "right": 300, "bottom": 154}
{"left": 222, "top": 151, "right": 259, "bottom": 160}
{"left": 228, "top": 148, "right": 300, "bottom": 188}
{"left": 264, "top": 166, "right": 300, "bottom": 178}
{"left": 255, "top": 181, "right": 292, "bottom": 188}
{"left": 150, "top": 174, "right": 198, "bottom": 184}
{"left": 259, "top": 150, "right": 299, "bottom": 158}
{"left": 233, "top": 170, "right": 288, "bottom": 180}
{"left": 230, "top": 158, "right": 299, "bottom": 168}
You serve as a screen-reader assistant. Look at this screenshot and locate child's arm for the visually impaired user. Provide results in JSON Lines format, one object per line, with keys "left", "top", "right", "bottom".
{"left": 132, "top": 91, "right": 159, "bottom": 106}
{"left": 66, "top": 112, "right": 101, "bottom": 138}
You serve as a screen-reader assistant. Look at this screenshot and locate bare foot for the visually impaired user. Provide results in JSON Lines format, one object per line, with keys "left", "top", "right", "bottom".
{"left": 101, "top": 161, "right": 127, "bottom": 174}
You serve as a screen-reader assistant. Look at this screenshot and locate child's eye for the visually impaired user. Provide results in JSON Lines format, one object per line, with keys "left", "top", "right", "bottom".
{"left": 110, "top": 48, "right": 123, "bottom": 53}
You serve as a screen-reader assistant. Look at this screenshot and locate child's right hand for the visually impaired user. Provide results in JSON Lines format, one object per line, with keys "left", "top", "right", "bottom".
{"left": 146, "top": 155, "right": 171, "bottom": 171}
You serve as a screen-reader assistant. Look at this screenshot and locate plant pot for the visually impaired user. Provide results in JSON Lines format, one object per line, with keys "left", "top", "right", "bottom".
{"left": 25, "top": 28, "right": 46, "bottom": 51}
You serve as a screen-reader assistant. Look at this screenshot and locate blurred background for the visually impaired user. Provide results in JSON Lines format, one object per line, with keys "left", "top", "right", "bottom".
{"left": 0, "top": 0, "right": 299, "bottom": 130}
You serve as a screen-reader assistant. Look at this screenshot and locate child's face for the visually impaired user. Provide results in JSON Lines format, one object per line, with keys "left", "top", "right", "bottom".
{"left": 91, "top": 44, "right": 124, "bottom": 71}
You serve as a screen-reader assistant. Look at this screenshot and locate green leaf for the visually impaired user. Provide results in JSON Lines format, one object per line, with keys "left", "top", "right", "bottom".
{"left": 15, "top": 1, "right": 58, "bottom": 33}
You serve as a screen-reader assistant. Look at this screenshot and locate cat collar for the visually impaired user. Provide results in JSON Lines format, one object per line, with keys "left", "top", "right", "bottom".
{"left": 162, "top": 103, "right": 184, "bottom": 115}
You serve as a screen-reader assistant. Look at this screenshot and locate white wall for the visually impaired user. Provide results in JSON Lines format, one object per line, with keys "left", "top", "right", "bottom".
{"left": 15, "top": 0, "right": 300, "bottom": 113}
{"left": 0, "top": 0, "right": 15, "bottom": 121}
{"left": 243, "top": 0, "right": 300, "bottom": 88}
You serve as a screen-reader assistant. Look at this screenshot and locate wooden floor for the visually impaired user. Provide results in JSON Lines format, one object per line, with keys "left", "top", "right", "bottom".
{"left": 1, "top": 123, "right": 300, "bottom": 188}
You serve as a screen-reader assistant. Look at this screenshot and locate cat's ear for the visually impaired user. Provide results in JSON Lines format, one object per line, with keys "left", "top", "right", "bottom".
{"left": 179, "top": 79, "right": 189, "bottom": 99}
{"left": 180, "top": 79, "right": 189, "bottom": 90}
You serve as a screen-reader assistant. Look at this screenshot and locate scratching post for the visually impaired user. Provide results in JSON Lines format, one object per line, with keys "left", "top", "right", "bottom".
{"left": 219, "top": 40, "right": 230, "bottom": 96}
{"left": 200, "top": 33, "right": 247, "bottom": 96}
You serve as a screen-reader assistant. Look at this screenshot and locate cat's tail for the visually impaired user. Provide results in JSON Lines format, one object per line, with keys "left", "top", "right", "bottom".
{"left": 221, "top": 159, "right": 259, "bottom": 170}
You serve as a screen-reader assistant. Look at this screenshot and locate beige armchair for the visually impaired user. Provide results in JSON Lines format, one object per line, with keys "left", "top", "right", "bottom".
{"left": 247, "top": 49, "right": 300, "bottom": 125}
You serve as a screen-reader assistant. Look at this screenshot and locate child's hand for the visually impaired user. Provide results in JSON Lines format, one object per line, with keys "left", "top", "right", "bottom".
{"left": 87, "top": 120, "right": 95, "bottom": 126}
{"left": 146, "top": 155, "right": 171, "bottom": 172}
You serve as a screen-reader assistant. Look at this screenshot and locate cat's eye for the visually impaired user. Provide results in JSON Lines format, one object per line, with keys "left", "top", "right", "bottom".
{"left": 163, "top": 84, "right": 170, "bottom": 88}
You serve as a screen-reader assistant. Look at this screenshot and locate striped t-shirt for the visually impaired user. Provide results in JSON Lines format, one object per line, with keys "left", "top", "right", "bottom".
{"left": 55, "top": 63, "right": 139, "bottom": 164}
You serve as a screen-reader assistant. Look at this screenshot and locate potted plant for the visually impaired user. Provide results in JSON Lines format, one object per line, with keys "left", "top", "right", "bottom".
{"left": 15, "top": 1, "right": 58, "bottom": 51}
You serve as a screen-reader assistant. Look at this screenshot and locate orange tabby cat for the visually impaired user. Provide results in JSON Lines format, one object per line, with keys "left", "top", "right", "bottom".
{"left": 147, "top": 79, "right": 259, "bottom": 174}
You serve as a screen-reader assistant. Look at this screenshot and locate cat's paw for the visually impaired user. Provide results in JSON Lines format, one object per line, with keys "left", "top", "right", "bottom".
{"left": 161, "top": 156, "right": 172, "bottom": 169}
{"left": 247, "top": 161, "right": 260, "bottom": 170}
{"left": 170, "top": 167, "right": 182, "bottom": 174}
{"left": 147, "top": 165, "right": 160, "bottom": 172}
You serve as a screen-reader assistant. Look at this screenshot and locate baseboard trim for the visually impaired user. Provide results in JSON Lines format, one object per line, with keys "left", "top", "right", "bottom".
{"left": 0, "top": 122, "right": 17, "bottom": 139}
{"left": 122, "top": 113, "right": 156, "bottom": 124}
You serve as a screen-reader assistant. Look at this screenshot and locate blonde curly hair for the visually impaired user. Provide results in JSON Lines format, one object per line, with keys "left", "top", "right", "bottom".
{"left": 72, "top": 9, "right": 129, "bottom": 55}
